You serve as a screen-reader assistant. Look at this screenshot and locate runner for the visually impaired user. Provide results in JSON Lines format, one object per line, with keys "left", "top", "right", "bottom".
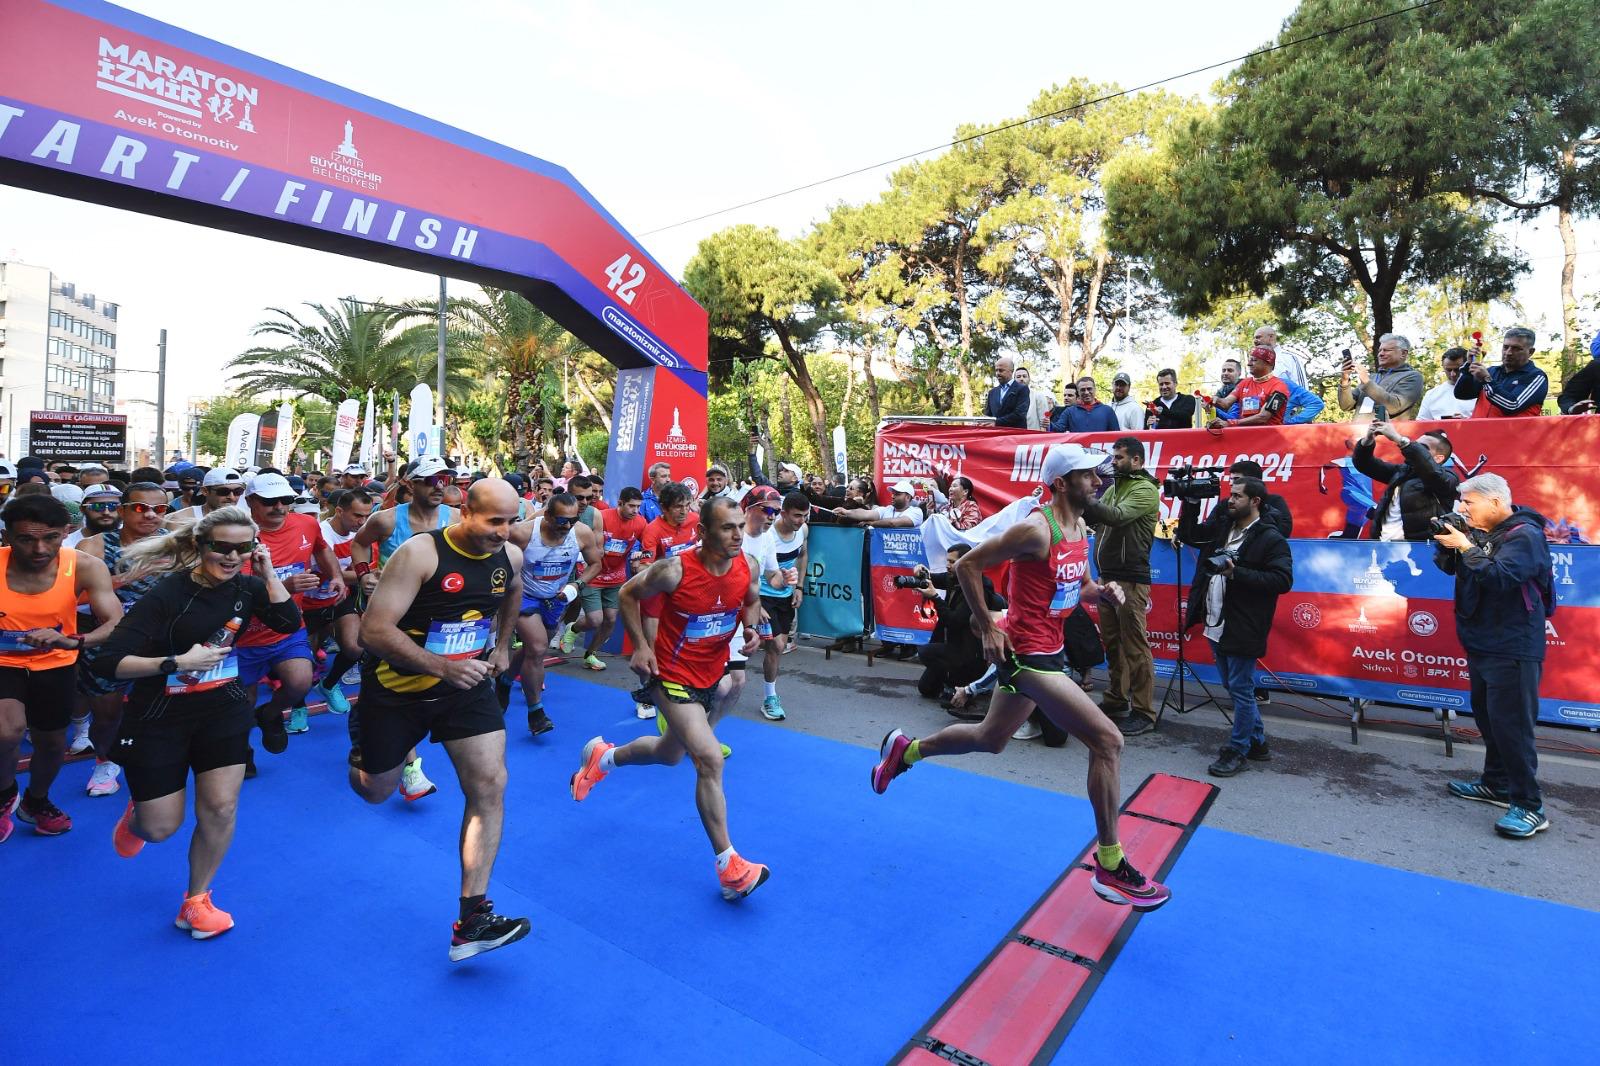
{"left": 629, "top": 481, "right": 700, "bottom": 719}
{"left": 0, "top": 493, "right": 123, "bottom": 843}
{"left": 555, "top": 475, "right": 602, "bottom": 657}
{"left": 869, "top": 443, "right": 1172, "bottom": 911}
{"left": 304, "top": 488, "right": 371, "bottom": 718}
{"left": 89, "top": 506, "right": 301, "bottom": 937}
{"left": 507, "top": 492, "right": 601, "bottom": 736}
{"left": 569, "top": 486, "right": 647, "bottom": 672}
{"left": 178, "top": 468, "right": 246, "bottom": 524}
{"left": 351, "top": 478, "right": 530, "bottom": 961}
{"left": 238, "top": 473, "right": 344, "bottom": 753}
{"left": 65, "top": 483, "right": 128, "bottom": 754}
{"left": 755, "top": 490, "right": 809, "bottom": 721}
{"left": 569, "top": 495, "right": 769, "bottom": 902}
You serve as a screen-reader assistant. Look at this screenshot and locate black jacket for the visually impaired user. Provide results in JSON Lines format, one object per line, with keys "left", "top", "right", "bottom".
{"left": 928, "top": 571, "right": 1005, "bottom": 661}
{"left": 1151, "top": 393, "right": 1197, "bottom": 430}
{"left": 1434, "top": 507, "right": 1554, "bottom": 661}
{"left": 1178, "top": 505, "right": 1294, "bottom": 660}
{"left": 1557, "top": 360, "right": 1600, "bottom": 414}
{"left": 984, "top": 381, "right": 1030, "bottom": 428}
{"left": 1352, "top": 437, "right": 1459, "bottom": 541}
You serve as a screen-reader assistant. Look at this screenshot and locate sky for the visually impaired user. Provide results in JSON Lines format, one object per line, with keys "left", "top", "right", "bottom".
{"left": 1, "top": 0, "right": 1593, "bottom": 418}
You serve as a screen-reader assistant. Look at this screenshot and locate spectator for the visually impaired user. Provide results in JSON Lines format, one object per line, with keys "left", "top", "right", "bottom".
{"left": 1433, "top": 473, "right": 1554, "bottom": 839}
{"left": 1177, "top": 476, "right": 1294, "bottom": 777}
{"left": 638, "top": 461, "right": 671, "bottom": 521}
{"left": 1049, "top": 377, "right": 1120, "bottom": 433}
{"left": 983, "top": 355, "right": 1030, "bottom": 429}
{"left": 1253, "top": 326, "right": 1308, "bottom": 388}
{"left": 1556, "top": 354, "right": 1599, "bottom": 415}
{"left": 833, "top": 479, "right": 920, "bottom": 528}
{"left": 1352, "top": 422, "right": 1460, "bottom": 541}
{"left": 1014, "top": 367, "right": 1054, "bottom": 431}
{"left": 1214, "top": 358, "right": 1243, "bottom": 406}
{"left": 915, "top": 545, "right": 1006, "bottom": 701}
{"left": 1227, "top": 460, "right": 1293, "bottom": 537}
{"left": 1418, "top": 347, "right": 1479, "bottom": 420}
{"left": 704, "top": 463, "right": 739, "bottom": 503}
{"left": 1339, "top": 334, "right": 1425, "bottom": 421}
{"left": 1318, "top": 439, "right": 1376, "bottom": 539}
{"left": 1455, "top": 327, "right": 1549, "bottom": 418}
{"left": 1210, "top": 348, "right": 1289, "bottom": 428}
{"left": 1219, "top": 376, "right": 1324, "bottom": 424}
{"left": 1147, "top": 368, "right": 1196, "bottom": 429}
{"left": 1108, "top": 373, "right": 1144, "bottom": 431}
{"left": 939, "top": 475, "right": 982, "bottom": 530}
{"left": 1083, "top": 437, "right": 1160, "bottom": 737}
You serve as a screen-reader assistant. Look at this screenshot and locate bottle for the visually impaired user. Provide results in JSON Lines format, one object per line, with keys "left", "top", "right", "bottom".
{"left": 175, "top": 616, "right": 242, "bottom": 684}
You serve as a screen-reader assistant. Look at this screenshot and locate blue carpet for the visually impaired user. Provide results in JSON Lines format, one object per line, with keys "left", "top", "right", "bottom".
{"left": 7, "top": 671, "right": 1597, "bottom": 1064}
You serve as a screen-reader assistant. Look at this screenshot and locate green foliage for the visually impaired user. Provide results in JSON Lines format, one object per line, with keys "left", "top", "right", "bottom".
{"left": 193, "top": 392, "right": 265, "bottom": 462}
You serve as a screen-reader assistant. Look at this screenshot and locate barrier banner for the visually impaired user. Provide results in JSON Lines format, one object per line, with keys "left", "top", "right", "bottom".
{"left": 796, "top": 526, "right": 868, "bottom": 639}
{"left": 876, "top": 417, "right": 1600, "bottom": 544}
{"left": 869, "top": 528, "right": 936, "bottom": 646}
{"left": 26, "top": 410, "right": 126, "bottom": 463}
{"left": 1083, "top": 538, "right": 1600, "bottom": 728}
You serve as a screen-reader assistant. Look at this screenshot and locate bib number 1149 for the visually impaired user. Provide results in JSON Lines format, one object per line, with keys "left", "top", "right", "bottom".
{"left": 604, "top": 253, "right": 646, "bottom": 305}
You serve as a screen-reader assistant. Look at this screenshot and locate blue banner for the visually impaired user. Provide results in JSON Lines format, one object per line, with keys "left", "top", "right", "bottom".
{"left": 797, "top": 526, "right": 869, "bottom": 639}
{"left": 869, "top": 528, "right": 935, "bottom": 646}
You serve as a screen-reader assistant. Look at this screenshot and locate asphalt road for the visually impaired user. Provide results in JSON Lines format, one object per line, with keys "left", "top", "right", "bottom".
{"left": 560, "top": 638, "right": 1600, "bottom": 912}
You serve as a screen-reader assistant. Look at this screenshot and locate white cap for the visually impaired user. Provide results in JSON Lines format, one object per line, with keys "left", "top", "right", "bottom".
{"left": 203, "top": 468, "right": 244, "bottom": 488}
{"left": 778, "top": 462, "right": 804, "bottom": 479}
{"left": 0, "top": 462, "right": 15, "bottom": 480}
{"left": 291, "top": 497, "right": 321, "bottom": 515}
{"left": 82, "top": 483, "right": 123, "bottom": 501}
{"left": 408, "top": 457, "right": 449, "bottom": 479}
{"left": 342, "top": 463, "right": 367, "bottom": 475}
{"left": 51, "top": 483, "right": 85, "bottom": 505}
{"left": 1039, "top": 443, "right": 1108, "bottom": 485}
{"left": 78, "top": 462, "right": 108, "bottom": 473}
{"left": 890, "top": 480, "right": 916, "bottom": 495}
{"left": 246, "top": 472, "right": 295, "bottom": 500}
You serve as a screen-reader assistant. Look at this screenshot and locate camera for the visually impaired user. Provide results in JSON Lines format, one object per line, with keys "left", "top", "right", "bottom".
{"left": 893, "top": 571, "right": 931, "bottom": 590}
{"left": 1429, "top": 512, "right": 1470, "bottom": 537}
{"left": 1162, "top": 465, "right": 1225, "bottom": 501}
{"left": 1207, "top": 547, "right": 1239, "bottom": 569}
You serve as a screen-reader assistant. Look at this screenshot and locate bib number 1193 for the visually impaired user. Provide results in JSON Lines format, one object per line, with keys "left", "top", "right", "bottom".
{"left": 604, "top": 254, "right": 647, "bottom": 305}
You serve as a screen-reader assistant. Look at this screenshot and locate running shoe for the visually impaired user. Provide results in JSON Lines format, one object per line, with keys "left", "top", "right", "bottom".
{"left": 570, "top": 736, "right": 614, "bottom": 802}
{"left": 16, "top": 792, "right": 72, "bottom": 835}
{"left": 635, "top": 701, "right": 656, "bottom": 720}
{"left": 761, "top": 695, "right": 786, "bottom": 721}
{"left": 113, "top": 799, "right": 144, "bottom": 857}
{"left": 1012, "top": 719, "right": 1043, "bottom": 741}
{"left": 68, "top": 716, "right": 93, "bottom": 756}
{"left": 399, "top": 758, "right": 438, "bottom": 802}
{"left": 175, "top": 891, "right": 234, "bottom": 939}
{"left": 528, "top": 707, "right": 554, "bottom": 737}
{"left": 1495, "top": 805, "right": 1550, "bottom": 839}
{"left": 870, "top": 729, "right": 913, "bottom": 795}
{"left": 1447, "top": 779, "right": 1511, "bottom": 809}
{"left": 87, "top": 759, "right": 122, "bottom": 797}
{"left": 0, "top": 789, "right": 18, "bottom": 844}
{"left": 583, "top": 654, "right": 606, "bottom": 671}
{"left": 718, "top": 853, "right": 771, "bottom": 901}
{"left": 320, "top": 681, "right": 351, "bottom": 716}
{"left": 341, "top": 665, "right": 363, "bottom": 686}
{"left": 256, "top": 706, "right": 289, "bottom": 754}
{"left": 450, "top": 900, "right": 531, "bottom": 962}
{"left": 1092, "top": 857, "right": 1171, "bottom": 911}
{"left": 558, "top": 627, "right": 578, "bottom": 655}
{"left": 286, "top": 705, "right": 310, "bottom": 734}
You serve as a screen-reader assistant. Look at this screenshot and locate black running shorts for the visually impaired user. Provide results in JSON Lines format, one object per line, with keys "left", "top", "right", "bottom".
{"left": 0, "top": 664, "right": 78, "bottom": 732}
{"left": 655, "top": 678, "right": 719, "bottom": 711}
{"left": 303, "top": 595, "right": 359, "bottom": 628}
{"left": 355, "top": 666, "right": 505, "bottom": 776}
{"left": 113, "top": 705, "right": 252, "bottom": 802}
{"left": 997, "top": 651, "right": 1066, "bottom": 695}
{"left": 759, "top": 595, "right": 796, "bottom": 638}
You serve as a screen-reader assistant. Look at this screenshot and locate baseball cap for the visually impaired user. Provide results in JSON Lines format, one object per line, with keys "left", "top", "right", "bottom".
{"left": 78, "top": 462, "right": 108, "bottom": 474}
{"left": 1113, "top": 372, "right": 1132, "bottom": 386}
{"left": 246, "top": 472, "right": 295, "bottom": 500}
{"left": 0, "top": 462, "right": 15, "bottom": 480}
{"left": 51, "top": 483, "right": 85, "bottom": 506}
{"left": 83, "top": 483, "right": 123, "bottom": 501}
{"left": 890, "top": 480, "right": 916, "bottom": 495}
{"left": 1248, "top": 345, "right": 1277, "bottom": 367}
{"left": 778, "top": 462, "right": 804, "bottom": 480}
{"left": 1039, "top": 443, "right": 1108, "bottom": 485}
{"left": 291, "top": 497, "right": 321, "bottom": 516}
{"left": 287, "top": 475, "right": 307, "bottom": 493}
{"left": 743, "top": 485, "right": 781, "bottom": 508}
{"left": 342, "top": 463, "right": 368, "bottom": 476}
{"left": 409, "top": 457, "right": 450, "bottom": 480}
{"left": 203, "top": 468, "right": 244, "bottom": 488}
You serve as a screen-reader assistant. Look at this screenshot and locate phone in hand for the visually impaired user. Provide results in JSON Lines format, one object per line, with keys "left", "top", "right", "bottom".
{"left": 1341, "top": 347, "right": 1354, "bottom": 369}
{"left": 1372, "top": 404, "right": 1388, "bottom": 422}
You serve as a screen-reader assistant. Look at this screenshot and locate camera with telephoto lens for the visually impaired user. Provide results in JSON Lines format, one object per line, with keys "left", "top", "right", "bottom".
{"left": 893, "top": 565, "right": 932, "bottom": 590}
{"left": 1162, "top": 465, "right": 1226, "bottom": 500}
{"left": 1429, "top": 512, "right": 1470, "bottom": 538}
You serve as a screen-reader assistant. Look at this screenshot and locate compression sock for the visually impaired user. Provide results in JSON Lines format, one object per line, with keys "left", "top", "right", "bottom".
{"left": 599, "top": 748, "right": 617, "bottom": 772}
{"left": 903, "top": 739, "right": 924, "bottom": 766}
{"left": 715, "top": 846, "right": 735, "bottom": 871}
{"left": 459, "top": 894, "right": 486, "bottom": 922}
{"left": 324, "top": 650, "right": 360, "bottom": 686}
{"left": 1096, "top": 843, "right": 1125, "bottom": 870}
{"left": 764, "top": 681, "right": 778, "bottom": 699}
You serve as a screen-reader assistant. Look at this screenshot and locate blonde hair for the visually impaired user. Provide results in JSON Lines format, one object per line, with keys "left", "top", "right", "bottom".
{"left": 118, "top": 505, "right": 257, "bottom": 585}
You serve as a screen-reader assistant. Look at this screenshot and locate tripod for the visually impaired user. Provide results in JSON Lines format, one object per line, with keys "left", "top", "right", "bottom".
{"left": 1155, "top": 525, "right": 1225, "bottom": 725}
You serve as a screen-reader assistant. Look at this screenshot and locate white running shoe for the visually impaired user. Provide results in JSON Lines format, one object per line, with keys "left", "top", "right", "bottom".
{"left": 341, "top": 665, "right": 363, "bottom": 686}
{"left": 1011, "top": 720, "right": 1043, "bottom": 741}
{"left": 68, "top": 717, "right": 93, "bottom": 756}
{"left": 634, "top": 702, "right": 657, "bottom": 720}
{"left": 399, "top": 758, "right": 438, "bottom": 802}
{"left": 86, "top": 760, "right": 122, "bottom": 797}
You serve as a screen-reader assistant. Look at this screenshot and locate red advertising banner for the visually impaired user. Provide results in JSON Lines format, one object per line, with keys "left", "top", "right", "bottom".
{"left": 876, "top": 417, "right": 1600, "bottom": 543}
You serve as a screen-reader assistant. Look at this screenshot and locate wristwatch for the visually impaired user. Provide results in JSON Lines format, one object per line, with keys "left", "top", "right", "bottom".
{"left": 158, "top": 655, "right": 178, "bottom": 675}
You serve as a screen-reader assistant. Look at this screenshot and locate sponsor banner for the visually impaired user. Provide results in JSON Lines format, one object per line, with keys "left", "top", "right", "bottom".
{"left": 875, "top": 417, "right": 1600, "bottom": 545}
{"left": 641, "top": 369, "right": 707, "bottom": 496}
{"left": 225, "top": 412, "right": 258, "bottom": 469}
{"left": 1091, "top": 538, "right": 1600, "bottom": 728}
{"left": 406, "top": 382, "right": 433, "bottom": 460}
{"left": 26, "top": 410, "right": 126, "bottom": 462}
{"left": 329, "top": 397, "right": 358, "bottom": 471}
{"left": 253, "top": 408, "right": 278, "bottom": 470}
{"left": 360, "top": 389, "right": 376, "bottom": 472}
{"left": 868, "top": 528, "right": 936, "bottom": 646}
{"left": 796, "top": 526, "right": 868, "bottom": 639}
{"left": 271, "top": 400, "right": 294, "bottom": 469}
{"left": 603, "top": 367, "right": 655, "bottom": 505}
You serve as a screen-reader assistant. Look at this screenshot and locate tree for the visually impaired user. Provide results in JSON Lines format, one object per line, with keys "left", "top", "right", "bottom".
{"left": 193, "top": 392, "right": 265, "bottom": 462}
{"left": 1105, "top": 0, "right": 1524, "bottom": 350}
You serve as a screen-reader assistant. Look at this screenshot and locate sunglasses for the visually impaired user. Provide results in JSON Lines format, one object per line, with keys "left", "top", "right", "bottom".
{"left": 209, "top": 486, "right": 244, "bottom": 496}
{"left": 761, "top": 507, "right": 781, "bottom": 517}
{"left": 547, "top": 515, "right": 578, "bottom": 528}
{"left": 204, "top": 539, "right": 256, "bottom": 557}
{"left": 256, "top": 496, "right": 295, "bottom": 507}
{"left": 410, "top": 475, "right": 450, "bottom": 489}
{"left": 125, "top": 502, "right": 170, "bottom": 516}
{"left": 85, "top": 501, "right": 120, "bottom": 513}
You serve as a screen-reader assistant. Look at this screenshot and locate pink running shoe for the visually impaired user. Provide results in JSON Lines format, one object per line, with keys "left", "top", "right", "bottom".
{"left": 0, "top": 789, "right": 18, "bottom": 844}
{"left": 718, "top": 853, "right": 771, "bottom": 901}
{"left": 1092, "top": 857, "right": 1171, "bottom": 911}
{"left": 870, "top": 729, "right": 913, "bottom": 795}
{"left": 15, "top": 792, "right": 72, "bottom": 835}
{"left": 570, "top": 737, "right": 614, "bottom": 802}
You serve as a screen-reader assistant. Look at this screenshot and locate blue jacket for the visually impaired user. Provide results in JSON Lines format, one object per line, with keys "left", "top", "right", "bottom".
{"left": 1433, "top": 507, "right": 1554, "bottom": 661}
{"left": 1453, "top": 363, "right": 1548, "bottom": 415}
{"left": 639, "top": 488, "right": 661, "bottom": 522}
{"left": 1049, "top": 402, "right": 1120, "bottom": 434}
{"left": 1219, "top": 380, "right": 1324, "bottom": 424}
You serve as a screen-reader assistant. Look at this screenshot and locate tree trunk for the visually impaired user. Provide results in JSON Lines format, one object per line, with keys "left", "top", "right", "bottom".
{"left": 774, "top": 326, "right": 831, "bottom": 470}
{"left": 954, "top": 239, "right": 975, "bottom": 416}
{"left": 1557, "top": 181, "right": 1581, "bottom": 384}
{"left": 1077, "top": 251, "right": 1107, "bottom": 379}
{"left": 864, "top": 337, "right": 883, "bottom": 426}
{"left": 1055, "top": 258, "right": 1076, "bottom": 396}
{"left": 573, "top": 368, "right": 613, "bottom": 433}
{"left": 505, "top": 374, "right": 530, "bottom": 472}
{"left": 778, "top": 378, "right": 794, "bottom": 458}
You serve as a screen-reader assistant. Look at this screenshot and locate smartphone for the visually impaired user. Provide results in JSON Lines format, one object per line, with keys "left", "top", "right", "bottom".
{"left": 1372, "top": 404, "right": 1388, "bottom": 422}
{"left": 1341, "top": 347, "right": 1354, "bottom": 368}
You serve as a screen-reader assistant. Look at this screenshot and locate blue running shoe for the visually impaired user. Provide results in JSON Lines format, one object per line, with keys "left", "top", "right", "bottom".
{"left": 320, "top": 681, "right": 351, "bottom": 716}
{"left": 286, "top": 705, "right": 309, "bottom": 734}
{"left": 1494, "top": 806, "right": 1549, "bottom": 839}
{"left": 761, "top": 695, "right": 785, "bottom": 721}
{"left": 1447, "top": 779, "right": 1510, "bottom": 808}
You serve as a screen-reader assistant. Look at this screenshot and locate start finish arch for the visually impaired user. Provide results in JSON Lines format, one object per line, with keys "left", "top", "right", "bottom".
{"left": 0, "top": 0, "right": 706, "bottom": 498}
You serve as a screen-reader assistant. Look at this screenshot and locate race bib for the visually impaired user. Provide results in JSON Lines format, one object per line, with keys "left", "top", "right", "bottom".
{"left": 531, "top": 557, "right": 572, "bottom": 578}
{"left": 424, "top": 618, "right": 493, "bottom": 660}
{"left": 1049, "top": 581, "right": 1082, "bottom": 615}
{"left": 0, "top": 629, "right": 54, "bottom": 653}
{"left": 666, "top": 541, "right": 695, "bottom": 557}
{"left": 604, "top": 536, "right": 630, "bottom": 555}
{"left": 1242, "top": 396, "right": 1262, "bottom": 414}
{"left": 685, "top": 610, "right": 739, "bottom": 642}
{"left": 165, "top": 653, "right": 239, "bottom": 695}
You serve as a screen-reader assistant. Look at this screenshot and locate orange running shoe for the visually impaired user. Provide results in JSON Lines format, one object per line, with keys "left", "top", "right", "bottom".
{"left": 569, "top": 736, "right": 614, "bottom": 802}
{"left": 174, "top": 891, "right": 235, "bottom": 939}
{"left": 718, "top": 853, "right": 771, "bottom": 902}
{"left": 112, "top": 800, "right": 144, "bottom": 858}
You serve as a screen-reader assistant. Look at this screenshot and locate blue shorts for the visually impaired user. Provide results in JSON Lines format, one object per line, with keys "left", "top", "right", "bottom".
{"left": 235, "top": 629, "right": 314, "bottom": 685}
{"left": 520, "top": 594, "right": 565, "bottom": 629}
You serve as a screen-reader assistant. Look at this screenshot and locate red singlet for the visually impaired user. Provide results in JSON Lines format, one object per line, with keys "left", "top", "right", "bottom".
{"left": 1232, "top": 375, "right": 1289, "bottom": 424}
{"left": 594, "top": 508, "right": 648, "bottom": 588}
{"left": 1002, "top": 508, "right": 1088, "bottom": 656}
{"left": 654, "top": 550, "right": 750, "bottom": 690}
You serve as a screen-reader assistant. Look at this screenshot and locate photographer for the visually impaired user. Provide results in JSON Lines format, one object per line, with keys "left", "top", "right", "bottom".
{"left": 1338, "top": 334, "right": 1424, "bottom": 422}
{"left": 1177, "top": 476, "right": 1294, "bottom": 778}
{"left": 1352, "top": 422, "right": 1459, "bottom": 541}
{"left": 1084, "top": 437, "right": 1160, "bottom": 737}
{"left": 1432, "top": 474, "right": 1554, "bottom": 839}
{"left": 915, "top": 546, "right": 1006, "bottom": 702}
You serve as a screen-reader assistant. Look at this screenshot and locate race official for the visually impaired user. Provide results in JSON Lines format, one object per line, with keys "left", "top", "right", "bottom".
{"left": 1083, "top": 437, "right": 1160, "bottom": 736}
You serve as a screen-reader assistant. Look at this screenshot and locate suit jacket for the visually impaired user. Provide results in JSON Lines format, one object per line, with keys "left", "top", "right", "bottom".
{"left": 1152, "top": 393, "right": 1196, "bottom": 429}
{"left": 984, "top": 381, "right": 1030, "bottom": 428}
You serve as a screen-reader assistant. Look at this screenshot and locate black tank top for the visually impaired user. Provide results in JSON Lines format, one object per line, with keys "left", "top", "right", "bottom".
{"left": 375, "top": 527, "right": 512, "bottom": 695}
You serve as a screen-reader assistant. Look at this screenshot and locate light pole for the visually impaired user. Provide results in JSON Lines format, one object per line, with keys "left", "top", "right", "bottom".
{"left": 436, "top": 276, "right": 447, "bottom": 451}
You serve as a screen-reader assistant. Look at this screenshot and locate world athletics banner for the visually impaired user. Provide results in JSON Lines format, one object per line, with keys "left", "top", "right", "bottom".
{"left": 796, "top": 526, "right": 869, "bottom": 640}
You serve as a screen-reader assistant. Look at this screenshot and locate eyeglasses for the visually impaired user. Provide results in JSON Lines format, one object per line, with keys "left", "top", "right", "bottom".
{"left": 85, "top": 501, "right": 120, "bottom": 513}
{"left": 204, "top": 539, "right": 256, "bottom": 557}
{"left": 410, "top": 475, "right": 450, "bottom": 489}
{"left": 209, "top": 486, "right": 244, "bottom": 497}
{"left": 125, "top": 502, "right": 170, "bottom": 516}
{"left": 256, "top": 496, "right": 294, "bottom": 507}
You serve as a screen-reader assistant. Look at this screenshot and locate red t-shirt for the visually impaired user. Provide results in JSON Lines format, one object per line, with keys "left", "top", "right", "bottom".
{"left": 239, "top": 513, "right": 327, "bottom": 645}
{"left": 641, "top": 513, "right": 700, "bottom": 563}
{"left": 1231, "top": 375, "right": 1289, "bottom": 425}
{"left": 655, "top": 550, "right": 751, "bottom": 690}
{"left": 594, "top": 508, "right": 648, "bottom": 588}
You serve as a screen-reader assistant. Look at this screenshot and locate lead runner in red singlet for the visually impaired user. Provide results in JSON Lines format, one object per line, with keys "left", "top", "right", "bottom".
{"left": 567, "top": 496, "right": 769, "bottom": 902}
{"left": 869, "top": 443, "right": 1172, "bottom": 911}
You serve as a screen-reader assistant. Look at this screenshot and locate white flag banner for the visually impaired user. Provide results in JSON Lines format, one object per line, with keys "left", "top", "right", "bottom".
{"left": 271, "top": 401, "right": 294, "bottom": 470}
{"left": 832, "top": 425, "right": 848, "bottom": 476}
{"left": 361, "top": 390, "right": 376, "bottom": 472}
{"left": 407, "top": 382, "right": 433, "bottom": 459}
{"left": 921, "top": 493, "right": 1042, "bottom": 573}
{"left": 225, "top": 413, "right": 260, "bottom": 470}
{"left": 331, "top": 398, "right": 360, "bottom": 470}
